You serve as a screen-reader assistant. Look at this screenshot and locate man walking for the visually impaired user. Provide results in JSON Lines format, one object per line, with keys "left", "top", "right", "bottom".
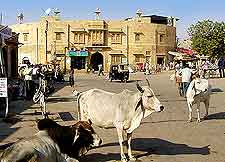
{"left": 179, "top": 64, "right": 193, "bottom": 97}
{"left": 218, "top": 56, "right": 225, "bottom": 78}
{"left": 69, "top": 66, "right": 74, "bottom": 88}
{"left": 98, "top": 64, "right": 104, "bottom": 76}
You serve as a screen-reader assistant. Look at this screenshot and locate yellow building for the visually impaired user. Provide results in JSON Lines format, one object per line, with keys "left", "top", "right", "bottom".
{"left": 10, "top": 10, "right": 178, "bottom": 72}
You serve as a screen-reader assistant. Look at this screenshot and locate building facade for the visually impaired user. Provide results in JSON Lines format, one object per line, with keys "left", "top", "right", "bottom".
{"left": 10, "top": 11, "right": 177, "bottom": 72}
{"left": 0, "top": 25, "right": 19, "bottom": 78}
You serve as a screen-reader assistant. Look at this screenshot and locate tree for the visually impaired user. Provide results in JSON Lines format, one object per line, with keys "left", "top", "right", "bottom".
{"left": 188, "top": 20, "right": 225, "bottom": 58}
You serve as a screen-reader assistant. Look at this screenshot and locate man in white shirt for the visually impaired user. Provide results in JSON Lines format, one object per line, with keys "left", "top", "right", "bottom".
{"left": 179, "top": 64, "right": 193, "bottom": 97}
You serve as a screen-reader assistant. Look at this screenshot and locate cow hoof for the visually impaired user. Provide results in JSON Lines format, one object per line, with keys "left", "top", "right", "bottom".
{"left": 187, "top": 119, "right": 192, "bottom": 123}
{"left": 197, "top": 119, "right": 201, "bottom": 123}
{"left": 129, "top": 156, "right": 137, "bottom": 161}
{"left": 121, "top": 157, "right": 128, "bottom": 162}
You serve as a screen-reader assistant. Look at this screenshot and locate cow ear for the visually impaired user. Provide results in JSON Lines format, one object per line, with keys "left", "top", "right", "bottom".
{"left": 88, "top": 119, "right": 92, "bottom": 125}
{"left": 146, "top": 79, "right": 150, "bottom": 87}
{"left": 136, "top": 81, "right": 144, "bottom": 93}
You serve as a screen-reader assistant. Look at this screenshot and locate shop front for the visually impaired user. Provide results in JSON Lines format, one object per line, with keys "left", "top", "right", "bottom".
{"left": 67, "top": 50, "right": 88, "bottom": 70}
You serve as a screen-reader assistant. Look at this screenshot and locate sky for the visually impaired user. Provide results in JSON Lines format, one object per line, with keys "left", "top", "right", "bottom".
{"left": 1, "top": 0, "right": 225, "bottom": 39}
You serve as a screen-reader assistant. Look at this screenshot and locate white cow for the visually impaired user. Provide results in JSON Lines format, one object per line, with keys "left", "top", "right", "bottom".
{"left": 186, "top": 78, "right": 211, "bottom": 122}
{"left": 75, "top": 80, "right": 164, "bottom": 162}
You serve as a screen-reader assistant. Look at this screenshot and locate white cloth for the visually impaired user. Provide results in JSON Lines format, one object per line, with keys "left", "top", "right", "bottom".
{"left": 180, "top": 67, "right": 192, "bottom": 83}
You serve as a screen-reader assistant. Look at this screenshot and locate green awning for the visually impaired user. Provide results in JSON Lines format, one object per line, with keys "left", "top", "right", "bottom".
{"left": 67, "top": 51, "right": 88, "bottom": 57}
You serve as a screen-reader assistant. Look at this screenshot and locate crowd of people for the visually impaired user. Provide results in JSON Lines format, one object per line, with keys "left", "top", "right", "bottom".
{"left": 17, "top": 63, "right": 64, "bottom": 100}
{"left": 173, "top": 56, "right": 225, "bottom": 97}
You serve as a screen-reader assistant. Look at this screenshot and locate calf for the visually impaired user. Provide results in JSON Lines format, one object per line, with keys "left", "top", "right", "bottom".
{"left": 186, "top": 78, "right": 211, "bottom": 122}
{"left": 0, "top": 119, "right": 102, "bottom": 162}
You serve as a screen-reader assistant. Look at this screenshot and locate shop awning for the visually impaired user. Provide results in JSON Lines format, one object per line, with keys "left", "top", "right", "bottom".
{"left": 67, "top": 50, "right": 88, "bottom": 57}
{"left": 168, "top": 51, "right": 182, "bottom": 57}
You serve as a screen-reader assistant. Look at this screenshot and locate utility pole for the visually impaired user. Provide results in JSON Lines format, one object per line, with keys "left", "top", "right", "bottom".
{"left": 45, "top": 20, "right": 48, "bottom": 63}
{"left": 0, "top": 13, "right": 3, "bottom": 25}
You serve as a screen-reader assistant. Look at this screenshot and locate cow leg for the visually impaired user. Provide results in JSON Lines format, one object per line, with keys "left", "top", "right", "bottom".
{"left": 203, "top": 99, "right": 209, "bottom": 119}
{"left": 127, "top": 132, "right": 136, "bottom": 161}
{"left": 116, "top": 127, "right": 127, "bottom": 162}
{"left": 187, "top": 102, "right": 193, "bottom": 122}
{"left": 196, "top": 102, "right": 201, "bottom": 122}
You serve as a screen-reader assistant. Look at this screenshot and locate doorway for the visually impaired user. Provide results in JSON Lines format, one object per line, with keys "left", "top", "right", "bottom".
{"left": 71, "top": 56, "right": 86, "bottom": 70}
{"left": 157, "top": 57, "right": 164, "bottom": 65}
{"left": 90, "top": 52, "right": 103, "bottom": 71}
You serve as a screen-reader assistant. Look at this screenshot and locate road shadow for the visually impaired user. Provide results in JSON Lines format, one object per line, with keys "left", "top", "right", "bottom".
{"left": 205, "top": 112, "right": 225, "bottom": 120}
{"left": 0, "top": 82, "right": 69, "bottom": 143}
{"left": 47, "top": 97, "right": 76, "bottom": 103}
{"left": 82, "top": 138, "right": 210, "bottom": 162}
{"left": 211, "top": 88, "right": 223, "bottom": 93}
{"left": 58, "top": 112, "right": 75, "bottom": 121}
{"left": 141, "top": 119, "right": 187, "bottom": 124}
{"left": 109, "top": 79, "right": 142, "bottom": 84}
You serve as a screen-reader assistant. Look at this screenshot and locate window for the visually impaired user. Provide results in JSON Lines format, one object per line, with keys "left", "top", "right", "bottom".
{"left": 79, "top": 33, "right": 85, "bottom": 44}
{"left": 56, "top": 32, "right": 62, "bottom": 40}
{"left": 159, "top": 34, "right": 165, "bottom": 43}
{"left": 74, "top": 33, "right": 79, "bottom": 43}
{"left": 23, "top": 33, "right": 28, "bottom": 41}
{"left": 135, "top": 33, "right": 140, "bottom": 41}
{"left": 111, "top": 55, "right": 122, "bottom": 64}
{"left": 111, "top": 33, "right": 121, "bottom": 44}
{"left": 111, "top": 34, "right": 116, "bottom": 42}
{"left": 135, "top": 55, "right": 144, "bottom": 63}
{"left": 146, "top": 51, "right": 151, "bottom": 56}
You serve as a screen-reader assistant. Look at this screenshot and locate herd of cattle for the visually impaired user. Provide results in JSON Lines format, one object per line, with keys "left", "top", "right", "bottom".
{"left": 0, "top": 78, "right": 211, "bottom": 162}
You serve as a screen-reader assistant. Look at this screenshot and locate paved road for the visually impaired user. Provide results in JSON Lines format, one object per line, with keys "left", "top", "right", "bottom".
{"left": 1, "top": 72, "right": 225, "bottom": 162}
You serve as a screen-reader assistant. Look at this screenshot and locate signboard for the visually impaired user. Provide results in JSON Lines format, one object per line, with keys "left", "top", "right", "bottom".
{"left": 0, "top": 78, "right": 7, "bottom": 97}
{"left": 122, "top": 58, "right": 128, "bottom": 64}
{"left": 67, "top": 50, "right": 88, "bottom": 57}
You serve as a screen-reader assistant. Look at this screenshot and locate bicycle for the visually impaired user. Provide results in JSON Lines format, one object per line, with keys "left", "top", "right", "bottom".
{"left": 33, "top": 73, "right": 48, "bottom": 118}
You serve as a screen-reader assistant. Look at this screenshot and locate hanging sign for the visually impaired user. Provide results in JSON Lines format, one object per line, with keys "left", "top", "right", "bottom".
{"left": 0, "top": 78, "right": 7, "bottom": 97}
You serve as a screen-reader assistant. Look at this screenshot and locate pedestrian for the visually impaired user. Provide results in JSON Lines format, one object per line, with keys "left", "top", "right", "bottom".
{"left": 218, "top": 56, "right": 225, "bottom": 78}
{"left": 144, "top": 62, "right": 150, "bottom": 75}
{"left": 179, "top": 64, "right": 194, "bottom": 97}
{"left": 98, "top": 64, "right": 104, "bottom": 76}
{"left": 24, "top": 64, "right": 33, "bottom": 100}
{"left": 69, "top": 66, "right": 74, "bottom": 88}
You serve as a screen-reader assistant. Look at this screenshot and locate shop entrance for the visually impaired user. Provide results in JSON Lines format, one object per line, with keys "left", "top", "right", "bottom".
{"left": 71, "top": 56, "right": 86, "bottom": 70}
{"left": 90, "top": 52, "right": 103, "bottom": 71}
{"left": 157, "top": 57, "right": 164, "bottom": 65}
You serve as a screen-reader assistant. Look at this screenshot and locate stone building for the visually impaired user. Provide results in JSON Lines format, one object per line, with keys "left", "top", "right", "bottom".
{"left": 10, "top": 10, "right": 178, "bottom": 72}
{"left": 0, "top": 25, "right": 19, "bottom": 78}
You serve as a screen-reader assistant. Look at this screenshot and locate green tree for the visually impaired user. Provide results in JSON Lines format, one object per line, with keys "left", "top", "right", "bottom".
{"left": 188, "top": 20, "right": 225, "bottom": 58}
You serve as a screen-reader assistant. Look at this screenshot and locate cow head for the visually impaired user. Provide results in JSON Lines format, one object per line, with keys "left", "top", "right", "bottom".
{"left": 136, "top": 79, "right": 164, "bottom": 112}
{"left": 192, "top": 78, "right": 209, "bottom": 95}
{"left": 37, "top": 119, "right": 102, "bottom": 159}
{"left": 71, "top": 120, "right": 102, "bottom": 157}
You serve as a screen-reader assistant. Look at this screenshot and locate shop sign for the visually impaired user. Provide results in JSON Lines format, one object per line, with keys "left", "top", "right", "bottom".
{"left": 0, "top": 78, "right": 7, "bottom": 97}
{"left": 67, "top": 50, "right": 88, "bottom": 57}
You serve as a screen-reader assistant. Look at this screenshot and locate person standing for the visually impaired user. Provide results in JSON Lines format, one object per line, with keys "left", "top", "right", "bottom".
{"left": 179, "top": 64, "right": 193, "bottom": 97}
{"left": 98, "top": 64, "right": 104, "bottom": 76}
{"left": 69, "top": 66, "right": 74, "bottom": 88}
{"left": 24, "top": 64, "right": 33, "bottom": 100}
{"left": 218, "top": 56, "right": 225, "bottom": 78}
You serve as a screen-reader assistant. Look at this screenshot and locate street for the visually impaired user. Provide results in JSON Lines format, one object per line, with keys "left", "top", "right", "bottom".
{"left": 1, "top": 72, "right": 225, "bottom": 162}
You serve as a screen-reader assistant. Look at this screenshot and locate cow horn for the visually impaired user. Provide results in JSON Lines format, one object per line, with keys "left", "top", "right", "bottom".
{"left": 136, "top": 81, "right": 144, "bottom": 93}
{"left": 146, "top": 79, "right": 150, "bottom": 87}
